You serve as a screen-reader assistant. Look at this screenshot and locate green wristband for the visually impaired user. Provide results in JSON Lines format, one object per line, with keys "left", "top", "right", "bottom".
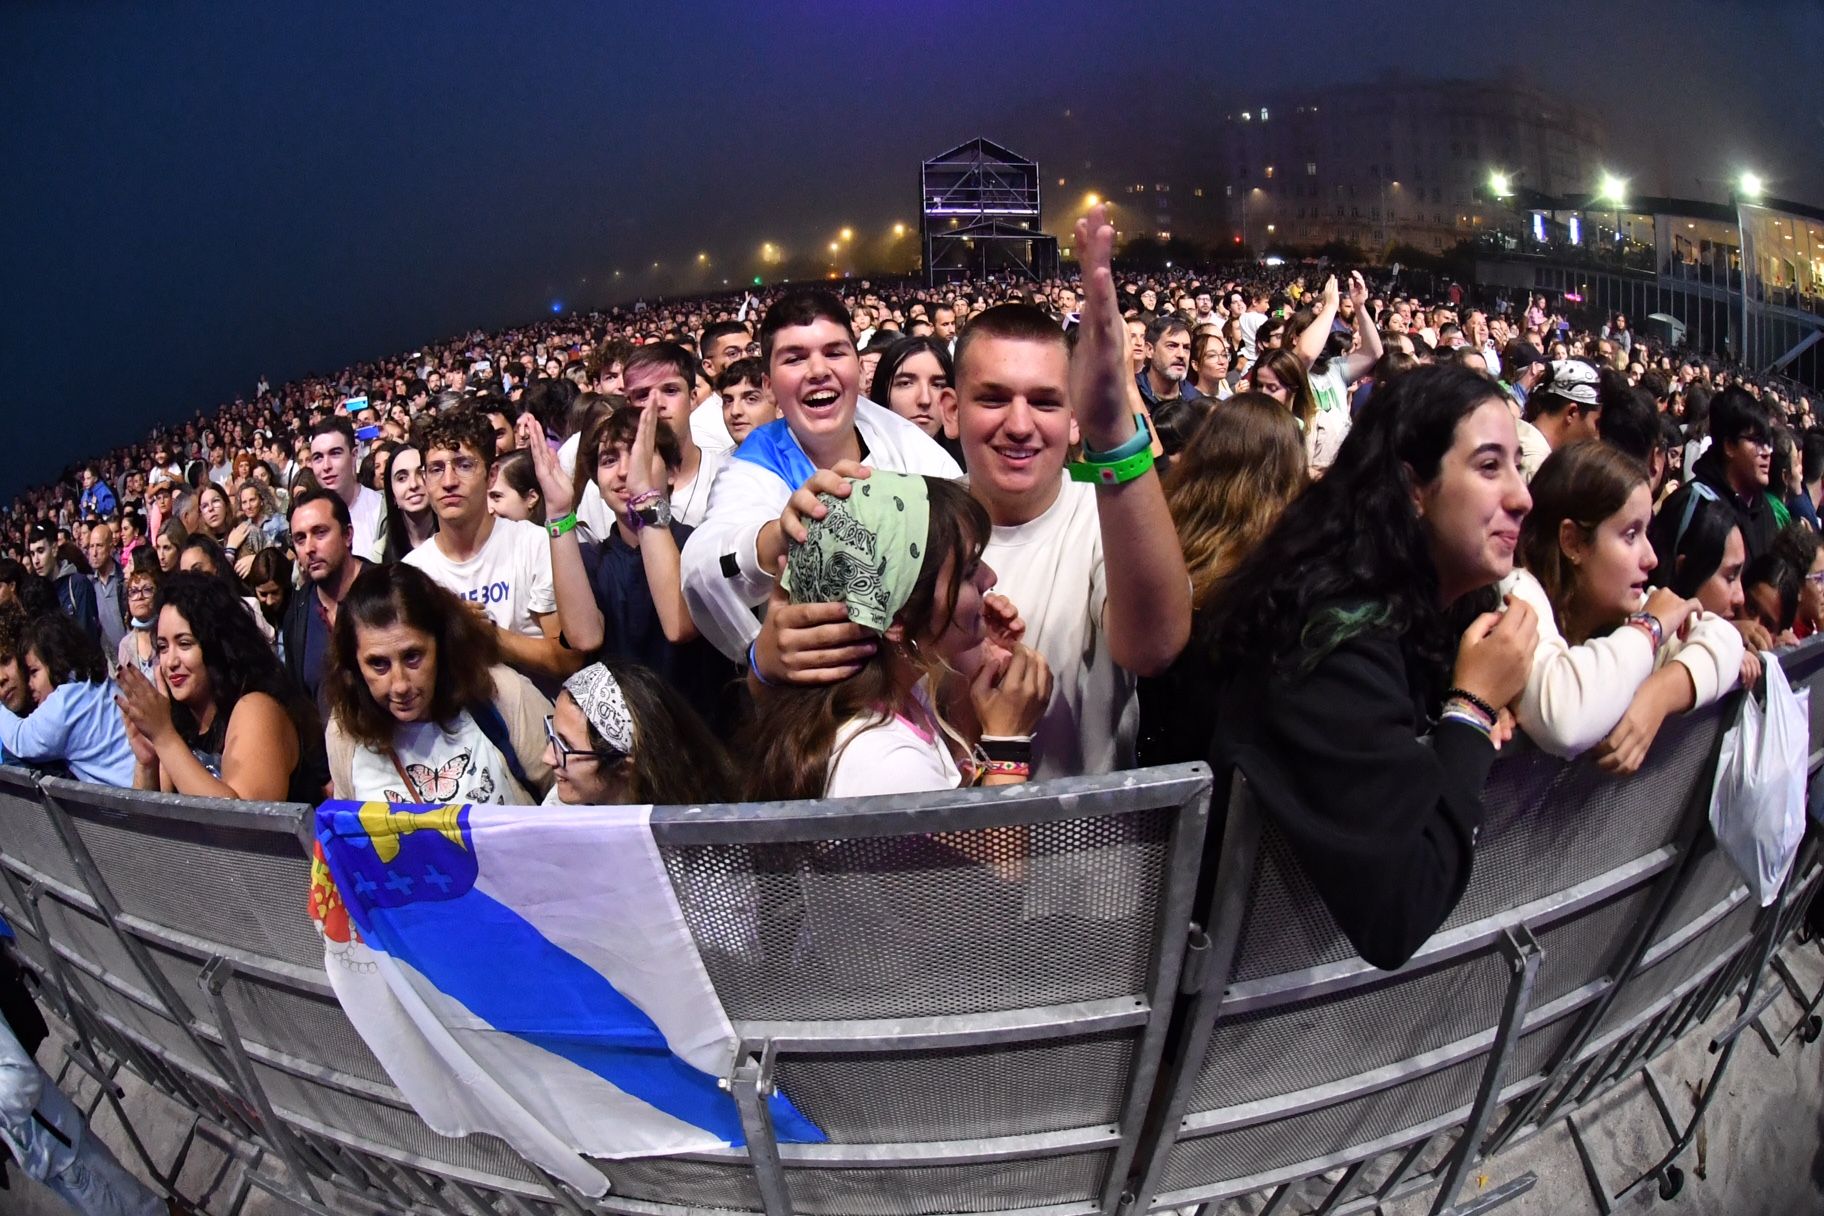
{"left": 1069, "top": 446, "right": 1155, "bottom": 486}
{"left": 545, "top": 511, "right": 579, "bottom": 538}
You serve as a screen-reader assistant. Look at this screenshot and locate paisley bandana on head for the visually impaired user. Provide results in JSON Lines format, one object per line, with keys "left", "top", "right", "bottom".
{"left": 782, "top": 472, "right": 931, "bottom": 634}
{"left": 562, "top": 664, "right": 635, "bottom": 754}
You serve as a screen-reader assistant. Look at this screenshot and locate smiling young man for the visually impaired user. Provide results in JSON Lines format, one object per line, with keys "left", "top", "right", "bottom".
{"left": 681, "top": 289, "right": 962, "bottom": 662}
{"left": 754, "top": 210, "right": 1191, "bottom": 778}
{"left": 403, "top": 406, "right": 579, "bottom": 685}
{"left": 308, "top": 416, "right": 386, "bottom": 561}
{"left": 689, "top": 320, "right": 757, "bottom": 454}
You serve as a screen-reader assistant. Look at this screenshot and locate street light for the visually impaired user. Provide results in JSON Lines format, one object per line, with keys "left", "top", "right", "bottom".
{"left": 1739, "top": 171, "right": 1765, "bottom": 199}
{"left": 892, "top": 222, "right": 907, "bottom": 237}
{"left": 828, "top": 242, "right": 840, "bottom": 254}
{"left": 1489, "top": 171, "right": 1513, "bottom": 199}
{"left": 1597, "top": 172, "right": 1628, "bottom": 251}
{"left": 839, "top": 227, "right": 853, "bottom": 242}
{"left": 1084, "top": 192, "right": 1100, "bottom": 208}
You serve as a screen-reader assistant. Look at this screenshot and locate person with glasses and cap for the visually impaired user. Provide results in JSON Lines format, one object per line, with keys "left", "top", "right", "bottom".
{"left": 543, "top": 660, "right": 737, "bottom": 806}
{"left": 1686, "top": 385, "right": 1780, "bottom": 562}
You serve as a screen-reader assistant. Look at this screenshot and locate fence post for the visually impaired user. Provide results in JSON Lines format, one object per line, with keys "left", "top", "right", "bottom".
{"left": 730, "top": 1039, "right": 795, "bottom": 1216}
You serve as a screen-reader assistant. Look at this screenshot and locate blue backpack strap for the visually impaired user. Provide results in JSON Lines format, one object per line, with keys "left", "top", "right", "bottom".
{"left": 470, "top": 700, "right": 534, "bottom": 795}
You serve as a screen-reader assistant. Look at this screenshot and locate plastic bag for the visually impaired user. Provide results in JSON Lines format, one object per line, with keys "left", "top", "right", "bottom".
{"left": 1709, "top": 653, "right": 1809, "bottom": 906}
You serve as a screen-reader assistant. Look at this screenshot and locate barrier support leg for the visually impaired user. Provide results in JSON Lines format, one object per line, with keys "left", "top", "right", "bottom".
{"left": 18, "top": 880, "right": 180, "bottom": 1194}
{"left": 730, "top": 1039, "right": 794, "bottom": 1216}
{"left": 1430, "top": 926, "right": 1541, "bottom": 1216}
{"left": 196, "top": 956, "right": 325, "bottom": 1207}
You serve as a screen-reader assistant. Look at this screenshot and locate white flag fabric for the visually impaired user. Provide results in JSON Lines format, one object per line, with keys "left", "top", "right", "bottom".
{"left": 309, "top": 798, "right": 822, "bottom": 1196}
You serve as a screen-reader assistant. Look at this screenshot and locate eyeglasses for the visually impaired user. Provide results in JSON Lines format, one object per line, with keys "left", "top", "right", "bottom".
{"left": 543, "top": 715, "right": 622, "bottom": 772}
{"left": 1805, "top": 570, "right": 1824, "bottom": 587}
{"left": 424, "top": 456, "right": 482, "bottom": 479}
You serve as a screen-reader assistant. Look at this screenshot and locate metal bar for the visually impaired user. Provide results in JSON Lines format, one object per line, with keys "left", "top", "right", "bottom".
{"left": 1447, "top": 1172, "right": 1537, "bottom": 1215}
{"left": 197, "top": 956, "right": 325, "bottom": 1206}
{"left": 729, "top": 1043, "right": 794, "bottom": 1216}
{"left": 1373, "top": 1136, "right": 1433, "bottom": 1209}
{"left": 1314, "top": 1160, "right": 1368, "bottom": 1215}
{"left": 1255, "top": 1182, "right": 1296, "bottom": 1216}
{"left": 1431, "top": 926, "right": 1541, "bottom": 1216}
{"left": 1124, "top": 772, "right": 1263, "bottom": 1216}
{"left": 1565, "top": 1115, "right": 1613, "bottom": 1216}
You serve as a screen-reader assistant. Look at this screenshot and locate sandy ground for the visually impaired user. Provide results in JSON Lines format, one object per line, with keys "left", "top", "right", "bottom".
{"left": 11, "top": 936, "right": 1823, "bottom": 1216}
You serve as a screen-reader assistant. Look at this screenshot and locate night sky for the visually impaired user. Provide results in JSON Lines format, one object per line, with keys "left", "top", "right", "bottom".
{"left": 3, "top": 0, "right": 1819, "bottom": 499}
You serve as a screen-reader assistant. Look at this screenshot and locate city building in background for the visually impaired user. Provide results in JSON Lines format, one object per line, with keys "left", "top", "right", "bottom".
{"left": 1204, "top": 74, "right": 1608, "bottom": 255}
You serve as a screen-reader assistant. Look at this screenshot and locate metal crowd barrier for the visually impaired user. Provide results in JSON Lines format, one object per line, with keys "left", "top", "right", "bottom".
{"left": 0, "top": 642, "right": 1821, "bottom": 1216}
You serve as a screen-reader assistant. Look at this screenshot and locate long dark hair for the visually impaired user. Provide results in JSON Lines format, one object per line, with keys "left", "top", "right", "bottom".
{"left": 178, "top": 533, "right": 253, "bottom": 598}
{"left": 151, "top": 572, "right": 309, "bottom": 754}
{"left": 1648, "top": 483, "right": 1739, "bottom": 598}
{"left": 577, "top": 660, "right": 738, "bottom": 805}
{"left": 381, "top": 441, "right": 434, "bottom": 564}
{"left": 742, "top": 477, "right": 990, "bottom": 801}
{"left": 1206, "top": 364, "right": 1507, "bottom": 683}
{"left": 23, "top": 613, "right": 107, "bottom": 689}
{"left": 869, "top": 335, "right": 954, "bottom": 404}
{"left": 328, "top": 563, "right": 502, "bottom": 750}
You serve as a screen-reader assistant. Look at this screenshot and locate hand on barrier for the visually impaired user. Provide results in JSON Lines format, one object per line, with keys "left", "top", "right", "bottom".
{"left": 1594, "top": 663, "right": 1696, "bottom": 775}
{"left": 1642, "top": 587, "right": 1702, "bottom": 643}
{"left": 1452, "top": 593, "right": 1537, "bottom": 713}
{"left": 754, "top": 556, "right": 876, "bottom": 685}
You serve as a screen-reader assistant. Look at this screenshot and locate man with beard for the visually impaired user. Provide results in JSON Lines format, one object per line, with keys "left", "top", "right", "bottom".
{"left": 1136, "top": 315, "right": 1199, "bottom": 411}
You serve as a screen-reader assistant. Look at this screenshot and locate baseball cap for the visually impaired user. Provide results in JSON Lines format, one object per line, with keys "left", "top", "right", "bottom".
{"left": 1504, "top": 340, "right": 1547, "bottom": 372}
{"left": 1542, "top": 360, "right": 1599, "bottom": 405}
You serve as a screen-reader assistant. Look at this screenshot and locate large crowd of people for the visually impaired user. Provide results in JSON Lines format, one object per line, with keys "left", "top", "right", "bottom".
{"left": 1, "top": 205, "right": 1820, "bottom": 971}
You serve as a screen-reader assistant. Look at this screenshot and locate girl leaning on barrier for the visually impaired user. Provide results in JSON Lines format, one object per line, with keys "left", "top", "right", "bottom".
{"left": 0, "top": 612, "right": 135, "bottom": 787}
{"left": 543, "top": 659, "right": 737, "bottom": 806}
{"left": 1203, "top": 364, "right": 1539, "bottom": 972}
{"left": 1505, "top": 441, "right": 1742, "bottom": 776}
{"left": 114, "top": 571, "right": 324, "bottom": 803}
{"left": 1647, "top": 482, "right": 1767, "bottom": 690}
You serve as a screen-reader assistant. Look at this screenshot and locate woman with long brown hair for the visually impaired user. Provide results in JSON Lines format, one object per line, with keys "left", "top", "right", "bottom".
{"left": 742, "top": 472, "right": 1052, "bottom": 801}
{"left": 1138, "top": 394, "right": 1308, "bottom": 765}
{"left": 1251, "top": 346, "right": 1339, "bottom": 474}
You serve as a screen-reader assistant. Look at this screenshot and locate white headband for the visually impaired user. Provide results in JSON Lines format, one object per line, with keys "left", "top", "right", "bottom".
{"left": 563, "top": 664, "right": 634, "bottom": 754}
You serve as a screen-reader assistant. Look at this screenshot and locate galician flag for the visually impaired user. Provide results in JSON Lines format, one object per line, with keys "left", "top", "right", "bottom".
{"left": 309, "top": 799, "right": 823, "bottom": 1195}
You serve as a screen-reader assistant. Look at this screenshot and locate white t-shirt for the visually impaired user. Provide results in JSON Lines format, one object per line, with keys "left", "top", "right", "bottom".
{"left": 404, "top": 517, "right": 556, "bottom": 638}
{"left": 691, "top": 396, "right": 735, "bottom": 454}
{"left": 824, "top": 684, "right": 961, "bottom": 798}
{"left": 1306, "top": 363, "right": 1354, "bottom": 472}
{"left": 669, "top": 445, "right": 728, "bottom": 529}
{"left": 349, "top": 484, "right": 386, "bottom": 563}
{"left": 982, "top": 477, "right": 1134, "bottom": 780}
{"left": 348, "top": 711, "right": 522, "bottom": 805}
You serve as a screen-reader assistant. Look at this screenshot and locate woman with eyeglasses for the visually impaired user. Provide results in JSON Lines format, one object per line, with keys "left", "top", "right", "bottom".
{"left": 1190, "top": 329, "right": 1233, "bottom": 401}
{"left": 1648, "top": 481, "right": 1766, "bottom": 689}
{"left": 325, "top": 563, "right": 552, "bottom": 804}
{"left": 115, "top": 551, "right": 162, "bottom": 680}
{"left": 1505, "top": 443, "right": 1741, "bottom": 774}
{"left": 543, "top": 660, "right": 737, "bottom": 805}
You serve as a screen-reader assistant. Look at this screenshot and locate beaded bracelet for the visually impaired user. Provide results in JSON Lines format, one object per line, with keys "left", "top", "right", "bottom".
{"left": 627, "top": 489, "right": 664, "bottom": 510}
{"left": 1439, "top": 708, "right": 1495, "bottom": 740}
{"left": 1441, "top": 695, "right": 1495, "bottom": 728}
{"left": 980, "top": 758, "right": 1031, "bottom": 779}
{"left": 1443, "top": 687, "right": 1498, "bottom": 724}
{"left": 1623, "top": 611, "right": 1665, "bottom": 651}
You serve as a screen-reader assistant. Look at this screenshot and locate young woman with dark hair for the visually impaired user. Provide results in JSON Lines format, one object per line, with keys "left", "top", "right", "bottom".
{"left": 380, "top": 442, "right": 437, "bottom": 563}
{"left": 325, "top": 563, "right": 552, "bottom": 804}
{"left": 1138, "top": 394, "right": 1307, "bottom": 766}
{"left": 153, "top": 517, "right": 187, "bottom": 573}
{"left": 114, "top": 572, "right": 321, "bottom": 801}
{"left": 178, "top": 533, "right": 276, "bottom": 646}
{"left": 196, "top": 481, "right": 238, "bottom": 544}
{"left": 1648, "top": 482, "right": 1766, "bottom": 687}
{"left": 742, "top": 473, "right": 1051, "bottom": 800}
{"left": 487, "top": 449, "right": 545, "bottom": 525}
{"left": 1205, "top": 365, "right": 1538, "bottom": 970}
{"left": 868, "top": 335, "right": 953, "bottom": 439}
{"left": 1506, "top": 442, "right": 1740, "bottom": 773}
{"left": 543, "top": 660, "right": 737, "bottom": 806}
{"left": 247, "top": 546, "right": 293, "bottom": 636}
{"left": 0, "top": 613, "right": 134, "bottom": 785}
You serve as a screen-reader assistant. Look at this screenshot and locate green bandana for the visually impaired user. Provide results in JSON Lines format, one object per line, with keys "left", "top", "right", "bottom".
{"left": 783, "top": 472, "right": 931, "bottom": 633}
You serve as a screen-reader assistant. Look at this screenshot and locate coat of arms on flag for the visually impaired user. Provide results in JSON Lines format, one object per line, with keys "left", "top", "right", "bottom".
{"left": 309, "top": 798, "right": 823, "bottom": 1195}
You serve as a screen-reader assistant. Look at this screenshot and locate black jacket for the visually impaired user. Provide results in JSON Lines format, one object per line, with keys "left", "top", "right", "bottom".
{"left": 1690, "top": 445, "right": 1779, "bottom": 561}
{"left": 1210, "top": 621, "right": 1496, "bottom": 970}
{"left": 51, "top": 562, "right": 99, "bottom": 645}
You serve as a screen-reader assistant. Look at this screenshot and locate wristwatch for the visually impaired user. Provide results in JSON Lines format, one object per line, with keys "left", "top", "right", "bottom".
{"left": 632, "top": 497, "right": 673, "bottom": 531}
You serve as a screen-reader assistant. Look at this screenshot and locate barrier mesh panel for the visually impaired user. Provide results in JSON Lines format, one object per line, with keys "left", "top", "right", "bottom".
{"left": 249, "top": 1057, "right": 544, "bottom": 1185}
{"left": 62, "top": 809, "right": 322, "bottom": 969}
{"left": 663, "top": 808, "right": 1169, "bottom": 1019}
{"left": 785, "top": 1152, "right": 1112, "bottom": 1216}
{"left": 1655, "top": 845, "right": 1748, "bottom": 947}
{"left": 0, "top": 789, "right": 88, "bottom": 891}
{"left": 1164, "top": 1023, "right": 1566, "bottom": 1197}
{"left": 1595, "top": 899, "right": 1757, "bottom": 1039}
{"left": 132, "top": 936, "right": 389, "bottom": 1086}
{"left": 1231, "top": 718, "right": 1714, "bottom": 984}
{"left": 594, "top": 1156, "right": 765, "bottom": 1211}
{"left": 777, "top": 1028, "right": 1137, "bottom": 1143}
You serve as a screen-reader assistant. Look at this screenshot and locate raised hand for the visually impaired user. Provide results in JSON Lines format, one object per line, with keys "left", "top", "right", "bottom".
{"left": 1070, "top": 206, "right": 1140, "bottom": 451}
{"left": 520, "top": 413, "right": 576, "bottom": 518}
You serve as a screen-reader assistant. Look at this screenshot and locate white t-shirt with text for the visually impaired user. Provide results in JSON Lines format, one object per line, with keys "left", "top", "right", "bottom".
{"left": 404, "top": 517, "right": 556, "bottom": 638}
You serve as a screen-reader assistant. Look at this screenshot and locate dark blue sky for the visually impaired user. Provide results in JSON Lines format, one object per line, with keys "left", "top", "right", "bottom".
{"left": 3, "top": 1, "right": 1819, "bottom": 499}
